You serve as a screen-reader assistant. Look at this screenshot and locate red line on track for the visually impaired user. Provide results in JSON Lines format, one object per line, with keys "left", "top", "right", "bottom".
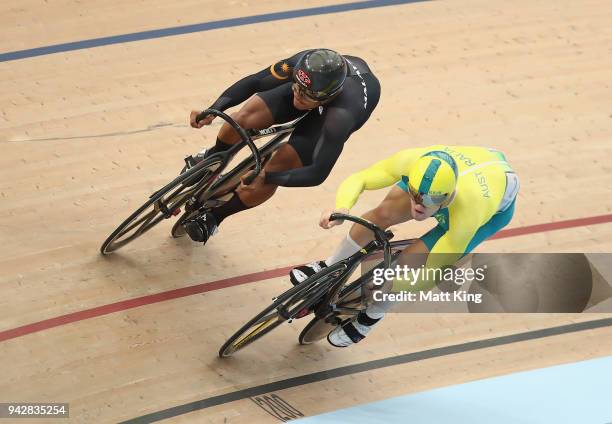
{"left": 2, "top": 213, "right": 612, "bottom": 343}
{"left": 0, "top": 266, "right": 295, "bottom": 343}
{"left": 490, "top": 213, "right": 612, "bottom": 239}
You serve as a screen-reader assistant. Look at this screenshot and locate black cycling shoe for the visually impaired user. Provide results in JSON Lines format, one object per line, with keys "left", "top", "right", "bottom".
{"left": 183, "top": 211, "right": 218, "bottom": 243}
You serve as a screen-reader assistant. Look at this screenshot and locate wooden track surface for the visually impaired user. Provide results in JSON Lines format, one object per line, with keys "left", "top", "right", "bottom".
{"left": 1, "top": 0, "right": 612, "bottom": 422}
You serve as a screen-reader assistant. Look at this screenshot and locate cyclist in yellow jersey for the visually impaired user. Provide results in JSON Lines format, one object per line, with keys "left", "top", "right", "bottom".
{"left": 289, "top": 145, "right": 520, "bottom": 347}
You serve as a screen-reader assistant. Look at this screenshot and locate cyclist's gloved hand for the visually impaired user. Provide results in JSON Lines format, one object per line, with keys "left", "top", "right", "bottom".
{"left": 190, "top": 110, "right": 215, "bottom": 128}
{"left": 319, "top": 208, "right": 349, "bottom": 229}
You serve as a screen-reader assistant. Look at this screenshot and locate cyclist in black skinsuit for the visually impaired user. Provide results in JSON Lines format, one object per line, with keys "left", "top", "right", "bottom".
{"left": 184, "top": 48, "right": 381, "bottom": 244}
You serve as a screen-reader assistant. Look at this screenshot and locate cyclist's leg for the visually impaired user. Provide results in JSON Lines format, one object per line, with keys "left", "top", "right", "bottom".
{"left": 210, "top": 83, "right": 301, "bottom": 154}
{"left": 183, "top": 85, "right": 304, "bottom": 241}
{"left": 211, "top": 109, "right": 318, "bottom": 223}
{"left": 382, "top": 197, "right": 517, "bottom": 299}
{"left": 324, "top": 188, "right": 419, "bottom": 346}
{"left": 330, "top": 176, "right": 519, "bottom": 347}
{"left": 219, "top": 96, "right": 274, "bottom": 142}
{"left": 202, "top": 96, "right": 275, "bottom": 157}
{"left": 207, "top": 83, "right": 305, "bottom": 217}
{"left": 183, "top": 141, "right": 303, "bottom": 241}
{"left": 327, "top": 233, "right": 430, "bottom": 348}
{"left": 389, "top": 180, "right": 517, "bottom": 292}
{"left": 184, "top": 95, "right": 276, "bottom": 170}
{"left": 235, "top": 143, "right": 303, "bottom": 207}
{"left": 292, "top": 184, "right": 414, "bottom": 284}
{"left": 327, "top": 183, "right": 427, "bottom": 347}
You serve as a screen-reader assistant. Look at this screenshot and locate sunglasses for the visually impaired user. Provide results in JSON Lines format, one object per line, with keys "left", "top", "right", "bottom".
{"left": 408, "top": 183, "right": 449, "bottom": 208}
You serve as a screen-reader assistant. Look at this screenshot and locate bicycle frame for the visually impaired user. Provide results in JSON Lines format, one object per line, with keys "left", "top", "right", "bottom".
{"left": 305, "top": 240, "right": 384, "bottom": 320}
{"left": 327, "top": 239, "right": 416, "bottom": 316}
{"left": 101, "top": 109, "right": 306, "bottom": 254}
{"left": 305, "top": 214, "right": 417, "bottom": 322}
{"left": 217, "top": 213, "right": 419, "bottom": 356}
{"left": 189, "top": 115, "right": 306, "bottom": 207}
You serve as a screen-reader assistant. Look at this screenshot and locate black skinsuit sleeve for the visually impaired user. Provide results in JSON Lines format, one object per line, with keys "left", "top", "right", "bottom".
{"left": 207, "top": 50, "right": 309, "bottom": 112}
{"left": 264, "top": 108, "right": 356, "bottom": 187}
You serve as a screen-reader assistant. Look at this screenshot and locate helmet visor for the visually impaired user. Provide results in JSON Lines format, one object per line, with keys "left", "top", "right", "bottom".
{"left": 292, "top": 80, "right": 342, "bottom": 102}
{"left": 408, "top": 183, "right": 449, "bottom": 208}
{"left": 292, "top": 83, "right": 322, "bottom": 103}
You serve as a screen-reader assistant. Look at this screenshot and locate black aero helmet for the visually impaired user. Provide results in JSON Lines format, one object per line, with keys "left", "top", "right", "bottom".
{"left": 293, "top": 49, "right": 347, "bottom": 101}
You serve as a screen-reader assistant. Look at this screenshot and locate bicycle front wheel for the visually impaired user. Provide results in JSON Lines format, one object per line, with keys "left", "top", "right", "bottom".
{"left": 219, "top": 263, "right": 346, "bottom": 357}
{"left": 100, "top": 157, "right": 223, "bottom": 254}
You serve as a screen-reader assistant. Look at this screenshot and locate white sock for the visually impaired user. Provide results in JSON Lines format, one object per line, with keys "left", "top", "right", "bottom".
{"left": 325, "top": 234, "right": 362, "bottom": 266}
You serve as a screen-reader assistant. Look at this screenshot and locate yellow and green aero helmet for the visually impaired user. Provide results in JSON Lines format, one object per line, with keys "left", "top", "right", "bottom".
{"left": 407, "top": 151, "right": 458, "bottom": 207}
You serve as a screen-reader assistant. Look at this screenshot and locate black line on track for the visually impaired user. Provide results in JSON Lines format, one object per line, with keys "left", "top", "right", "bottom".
{"left": 119, "top": 318, "right": 612, "bottom": 423}
{"left": 0, "top": 0, "right": 431, "bottom": 62}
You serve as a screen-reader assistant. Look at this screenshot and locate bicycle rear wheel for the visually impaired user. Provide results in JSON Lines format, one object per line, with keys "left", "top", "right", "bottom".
{"left": 298, "top": 251, "right": 403, "bottom": 345}
{"left": 298, "top": 316, "right": 339, "bottom": 345}
{"left": 219, "top": 263, "right": 346, "bottom": 357}
{"left": 170, "top": 210, "right": 198, "bottom": 238}
{"left": 100, "top": 157, "right": 223, "bottom": 254}
{"left": 298, "top": 285, "right": 364, "bottom": 345}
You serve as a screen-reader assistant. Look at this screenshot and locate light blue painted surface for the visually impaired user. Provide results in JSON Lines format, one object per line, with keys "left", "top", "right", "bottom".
{"left": 296, "top": 356, "right": 612, "bottom": 424}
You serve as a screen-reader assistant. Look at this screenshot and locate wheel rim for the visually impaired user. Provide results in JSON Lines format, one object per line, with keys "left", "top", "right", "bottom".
{"left": 171, "top": 210, "right": 198, "bottom": 238}
{"left": 103, "top": 186, "right": 195, "bottom": 253}
{"left": 220, "top": 264, "right": 349, "bottom": 357}
{"left": 102, "top": 159, "right": 223, "bottom": 253}
{"left": 224, "top": 312, "right": 280, "bottom": 356}
{"left": 300, "top": 318, "right": 337, "bottom": 345}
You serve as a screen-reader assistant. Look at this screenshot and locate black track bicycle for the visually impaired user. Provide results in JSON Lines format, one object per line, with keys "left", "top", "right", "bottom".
{"left": 100, "top": 109, "right": 305, "bottom": 254}
{"left": 219, "top": 214, "right": 417, "bottom": 357}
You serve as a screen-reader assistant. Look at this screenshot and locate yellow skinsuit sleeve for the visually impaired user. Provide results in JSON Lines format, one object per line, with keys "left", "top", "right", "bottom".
{"left": 335, "top": 149, "right": 421, "bottom": 209}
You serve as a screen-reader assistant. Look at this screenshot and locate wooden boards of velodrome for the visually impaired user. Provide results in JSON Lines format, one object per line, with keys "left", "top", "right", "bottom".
{"left": 1, "top": 0, "right": 612, "bottom": 422}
